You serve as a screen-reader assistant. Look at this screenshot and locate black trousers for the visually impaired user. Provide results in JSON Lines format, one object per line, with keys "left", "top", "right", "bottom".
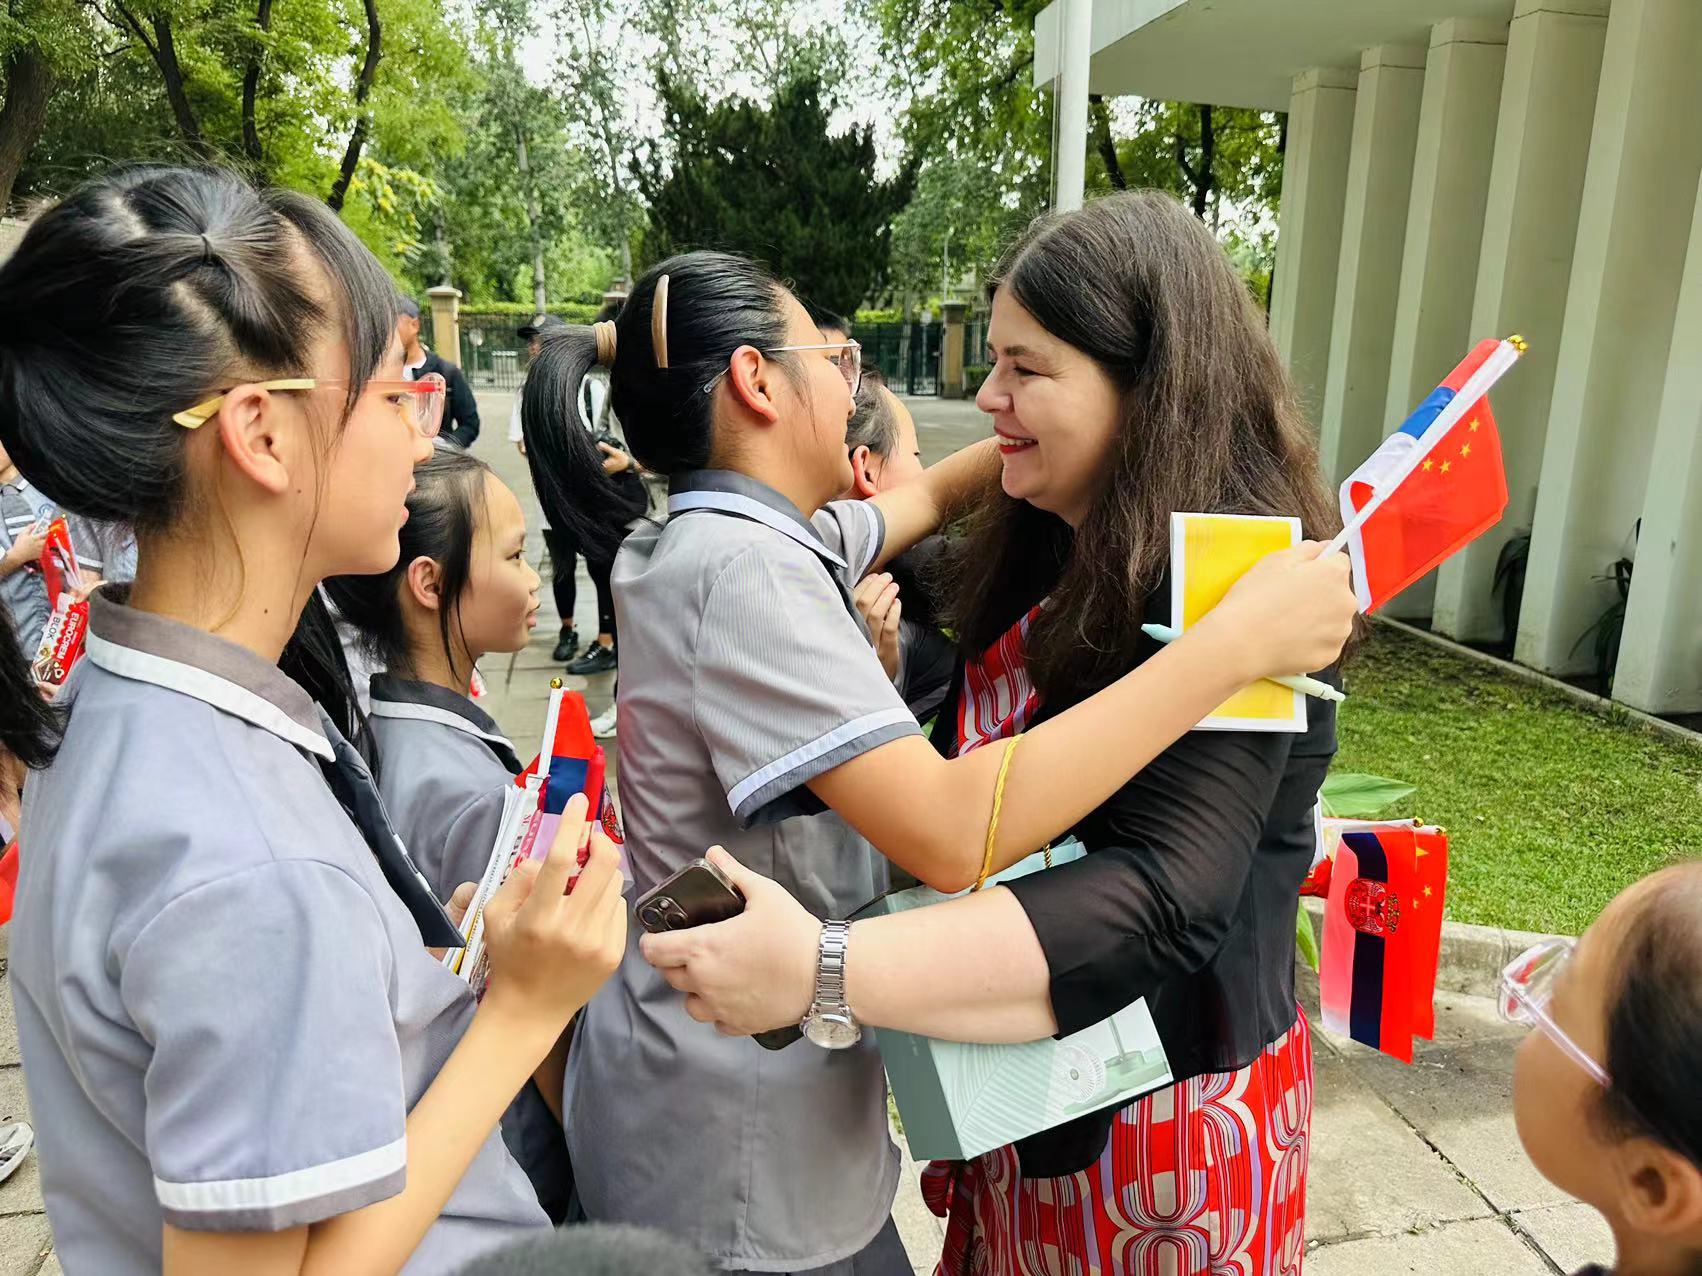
{"left": 542, "top": 527, "right": 576, "bottom": 628}
{"left": 586, "top": 552, "right": 617, "bottom": 642}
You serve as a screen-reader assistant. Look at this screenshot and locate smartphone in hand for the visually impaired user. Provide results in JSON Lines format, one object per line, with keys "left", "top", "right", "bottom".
{"left": 634, "top": 859, "right": 803, "bottom": 1051}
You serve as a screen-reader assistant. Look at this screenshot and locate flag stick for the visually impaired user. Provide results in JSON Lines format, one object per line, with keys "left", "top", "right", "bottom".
{"left": 1322, "top": 336, "right": 1527, "bottom": 559}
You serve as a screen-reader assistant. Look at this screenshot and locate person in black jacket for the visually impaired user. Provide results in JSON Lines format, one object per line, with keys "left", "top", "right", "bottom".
{"left": 397, "top": 297, "right": 481, "bottom": 448}
{"left": 637, "top": 191, "right": 1353, "bottom": 1276}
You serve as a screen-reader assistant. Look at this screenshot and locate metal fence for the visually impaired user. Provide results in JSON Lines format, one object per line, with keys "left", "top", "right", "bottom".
{"left": 452, "top": 313, "right": 530, "bottom": 389}
{"left": 853, "top": 320, "right": 945, "bottom": 396}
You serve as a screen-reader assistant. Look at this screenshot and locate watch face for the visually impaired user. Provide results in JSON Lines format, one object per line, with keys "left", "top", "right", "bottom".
{"left": 805, "top": 1011, "right": 861, "bottom": 1050}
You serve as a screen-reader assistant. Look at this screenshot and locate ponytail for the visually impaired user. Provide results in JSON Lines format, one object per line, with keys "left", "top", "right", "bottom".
{"left": 521, "top": 328, "right": 635, "bottom": 562}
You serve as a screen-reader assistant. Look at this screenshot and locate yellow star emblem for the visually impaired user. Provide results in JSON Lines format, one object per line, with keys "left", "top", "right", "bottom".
{"left": 1423, "top": 885, "right": 1433, "bottom": 898}
{"left": 1415, "top": 847, "right": 1429, "bottom": 857}
{"left": 1422, "top": 459, "right": 1434, "bottom": 473}
{"left": 1468, "top": 418, "right": 1480, "bottom": 432}
{"left": 1441, "top": 460, "right": 1453, "bottom": 474}
{"left": 1460, "top": 443, "right": 1472, "bottom": 459}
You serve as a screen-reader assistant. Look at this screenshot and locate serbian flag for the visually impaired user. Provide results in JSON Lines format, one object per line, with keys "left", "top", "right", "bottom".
{"left": 1320, "top": 827, "right": 1422, "bottom": 1062}
{"left": 1339, "top": 337, "right": 1522, "bottom": 612}
{"left": 517, "top": 686, "right": 625, "bottom": 864}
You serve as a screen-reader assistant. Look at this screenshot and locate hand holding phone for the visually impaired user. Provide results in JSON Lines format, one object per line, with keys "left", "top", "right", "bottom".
{"left": 634, "top": 859, "right": 804, "bottom": 1050}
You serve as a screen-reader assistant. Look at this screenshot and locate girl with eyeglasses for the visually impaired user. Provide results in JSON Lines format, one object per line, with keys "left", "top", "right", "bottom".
{"left": 1504, "top": 862, "right": 1702, "bottom": 1276}
{"left": 520, "top": 246, "right": 1359, "bottom": 1272}
{"left": 0, "top": 166, "right": 626, "bottom": 1275}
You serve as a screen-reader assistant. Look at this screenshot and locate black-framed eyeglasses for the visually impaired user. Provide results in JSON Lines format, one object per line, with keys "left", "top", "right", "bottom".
{"left": 702, "top": 341, "right": 862, "bottom": 398}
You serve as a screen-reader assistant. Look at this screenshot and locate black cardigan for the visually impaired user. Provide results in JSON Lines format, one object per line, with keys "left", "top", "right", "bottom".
{"left": 929, "top": 615, "right": 1337, "bottom": 1177}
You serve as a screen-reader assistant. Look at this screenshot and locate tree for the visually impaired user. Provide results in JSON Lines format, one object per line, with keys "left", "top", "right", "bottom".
{"left": 637, "top": 71, "right": 914, "bottom": 315}
{"left": 0, "top": 0, "right": 99, "bottom": 208}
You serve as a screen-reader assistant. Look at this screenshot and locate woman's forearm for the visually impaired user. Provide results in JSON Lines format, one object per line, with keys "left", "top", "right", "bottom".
{"left": 297, "top": 1001, "right": 556, "bottom": 1274}
{"left": 812, "top": 619, "right": 1254, "bottom": 891}
{"left": 843, "top": 887, "right": 1056, "bottom": 1043}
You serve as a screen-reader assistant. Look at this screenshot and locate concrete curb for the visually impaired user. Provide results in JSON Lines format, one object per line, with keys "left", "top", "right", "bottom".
{"left": 1373, "top": 615, "right": 1702, "bottom": 754}
{"left": 1301, "top": 897, "right": 1563, "bottom": 1000}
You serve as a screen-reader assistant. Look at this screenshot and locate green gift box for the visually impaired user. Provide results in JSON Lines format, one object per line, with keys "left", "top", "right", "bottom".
{"left": 872, "top": 841, "right": 1173, "bottom": 1162}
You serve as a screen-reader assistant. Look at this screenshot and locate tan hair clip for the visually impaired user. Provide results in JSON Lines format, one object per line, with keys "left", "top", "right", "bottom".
{"left": 593, "top": 320, "right": 617, "bottom": 368}
{"left": 651, "top": 273, "right": 671, "bottom": 370}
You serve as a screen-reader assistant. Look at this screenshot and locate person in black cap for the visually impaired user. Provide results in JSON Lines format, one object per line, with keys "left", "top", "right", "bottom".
{"left": 397, "top": 297, "right": 481, "bottom": 447}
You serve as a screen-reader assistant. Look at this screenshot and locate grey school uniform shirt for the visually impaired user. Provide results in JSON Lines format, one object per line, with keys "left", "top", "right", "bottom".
{"left": 368, "top": 673, "right": 524, "bottom": 899}
{"left": 565, "top": 471, "right": 922, "bottom": 1271}
{"left": 8, "top": 590, "right": 547, "bottom": 1275}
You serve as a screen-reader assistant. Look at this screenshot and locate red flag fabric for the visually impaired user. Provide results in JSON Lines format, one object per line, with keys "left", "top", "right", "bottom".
{"left": 1341, "top": 338, "right": 1516, "bottom": 612}
{"left": 1320, "top": 828, "right": 1422, "bottom": 1062}
{"left": 0, "top": 840, "right": 17, "bottom": 928}
{"left": 1409, "top": 826, "right": 1450, "bottom": 1039}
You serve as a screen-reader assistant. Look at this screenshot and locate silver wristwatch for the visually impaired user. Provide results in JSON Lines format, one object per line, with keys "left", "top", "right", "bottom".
{"left": 802, "top": 920, "right": 861, "bottom": 1049}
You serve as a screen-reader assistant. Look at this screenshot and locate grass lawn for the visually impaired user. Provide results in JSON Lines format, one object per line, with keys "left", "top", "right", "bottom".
{"left": 1333, "top": 626, "right": 1702, "bottom": 935}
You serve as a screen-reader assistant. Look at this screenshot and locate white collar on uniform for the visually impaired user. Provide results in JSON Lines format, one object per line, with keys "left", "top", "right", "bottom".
{"left": 84, "top": 588, "right": 335, "bottom": 761}
{"left": 666, "top": 470, "right": 848, "bottom": 572}
{"left": 367, "top": 674, "right": 516, "bottom": 753}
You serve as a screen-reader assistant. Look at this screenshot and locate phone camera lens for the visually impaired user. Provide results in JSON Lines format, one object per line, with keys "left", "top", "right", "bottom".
{"left": 663, "top": 902, "right": 690, "bottom": 930}
{"left": 639, "top": 900, "right": 669, "bottom": 930}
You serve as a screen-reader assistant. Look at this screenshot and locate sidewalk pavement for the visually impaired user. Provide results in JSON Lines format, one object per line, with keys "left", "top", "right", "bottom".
{"left": 0, "top": 391, "right": 1611, "bottom": 1273}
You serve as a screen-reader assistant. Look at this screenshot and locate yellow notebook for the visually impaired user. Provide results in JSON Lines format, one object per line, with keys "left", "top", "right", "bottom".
{"left": 1169, "top": 512, "right": 1307, "bottom": 732}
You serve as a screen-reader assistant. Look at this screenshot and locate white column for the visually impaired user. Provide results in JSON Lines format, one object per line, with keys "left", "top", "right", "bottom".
{"left": 1516, "top": 0, "right": 1702, "bottom": 676}
{"left": 1379, "top": 18, "right": 1509, "bottom": 621}
{"left": 1054, "top": 0, "right": 1093, "bottom": 212}
{"left": 1269, "top": 68, "right": 1358, "bottom": 423}
{"left": 1317, "top": 46, "right": 1427, "bottom": 484}
{"left": 1613, "top": 168, "right": 1702, "bottom": 714}
{"left": 1432, "top": 0, "right": 1610, "bottom": 645}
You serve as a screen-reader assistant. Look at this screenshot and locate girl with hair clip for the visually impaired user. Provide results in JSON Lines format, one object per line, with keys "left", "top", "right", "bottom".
{"left": 0, "top": 165, "right": 626, "bottom": 1276}
{"left": 325, "top": 448, "right": 575, "bottom": 1224}
{"left": 520, "top": 227, "right": 1358, "bottom": 1273}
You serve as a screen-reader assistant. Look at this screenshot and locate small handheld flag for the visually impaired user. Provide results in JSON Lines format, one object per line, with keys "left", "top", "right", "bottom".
{"left": 1329, "top": 337, "right": 1524, "bottom": 612}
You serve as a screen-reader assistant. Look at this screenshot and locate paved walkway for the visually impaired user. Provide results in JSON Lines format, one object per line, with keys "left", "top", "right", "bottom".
{"left": 0, "top": 390, "right": 1611, "bottom": 1273}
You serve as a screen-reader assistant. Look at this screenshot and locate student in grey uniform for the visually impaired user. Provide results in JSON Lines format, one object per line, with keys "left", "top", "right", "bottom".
{"left": 0, "top": 166, "right": 625, "bottom": 1276}
{"left": 518, "top": 251, "right": 1355, "bottom": 1272}
{"left": 327, "top": 448, "right": 574, "bottom": 1222}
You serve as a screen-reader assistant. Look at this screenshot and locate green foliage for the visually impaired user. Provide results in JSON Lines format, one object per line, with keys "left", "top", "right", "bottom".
{"left": 1336, "top": 627, "right": 1702, "bottom": 934}
{"left": 638, "top": 72, "right": 915, "bottom": 315}
{"left": 1295, "top": 910, "right": 1319, "bottom": 972}
{"left": 1319, "top": 773, "right": 1419, "bottom": 821}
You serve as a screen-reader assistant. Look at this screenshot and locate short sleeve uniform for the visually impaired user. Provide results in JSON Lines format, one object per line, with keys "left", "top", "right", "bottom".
{"left": 368, "top": 673, "right": 574, "bottom": 1222}
{"left": 0, "top": 477, "right": 110, "bottom": 654}
{"left": 8, "top": 590, "right": 548, "bottom": 1274}
{"left": 565, "top": 471, "right": 919, "bottom": 1270}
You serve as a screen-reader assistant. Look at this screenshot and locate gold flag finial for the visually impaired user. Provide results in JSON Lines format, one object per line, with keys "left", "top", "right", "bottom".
{"left": 550, "top": 677, "right": 563, "bottom": 689}
{"left": 1507, "top": 334, "right": 1528, "bottom": 354}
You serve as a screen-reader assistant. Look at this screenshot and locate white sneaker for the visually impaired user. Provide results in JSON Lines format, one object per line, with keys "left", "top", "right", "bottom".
{"left": 590, "top": 706, "right": 618, "bottom": 739}
{"left": 0, "top": 1122, "right": 33, "bottom": 1185}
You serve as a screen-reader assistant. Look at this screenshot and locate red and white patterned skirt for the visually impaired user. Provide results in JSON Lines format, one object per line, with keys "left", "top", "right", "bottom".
{"left": 922, "top": 1012, "right": 1314, "bottom": 1276}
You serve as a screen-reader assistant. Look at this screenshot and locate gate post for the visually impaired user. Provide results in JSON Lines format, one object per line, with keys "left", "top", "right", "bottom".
{"left": 427, "top": 285, "right": 463, "bottom": 368}
{"left": 941, "top": 300, "right": 968, "bottom": 399}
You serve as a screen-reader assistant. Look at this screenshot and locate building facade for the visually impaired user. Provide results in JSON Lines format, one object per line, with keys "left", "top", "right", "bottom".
{"left": 1034, "top": 0, "right": 1702, "bottom": 716}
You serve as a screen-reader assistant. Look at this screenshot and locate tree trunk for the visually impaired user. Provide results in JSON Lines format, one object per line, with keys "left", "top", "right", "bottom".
{"left": 326, "top": 0, "right": 381, "bottom": 213}
{"left": 1265, "top": 112, "right": 1288, "bottom": 314}
{"left": 113, "top": 4, "right": 206, "bottom": 154}
{"left": 1194, "top": 103, "right": 1215, "bottom": 219}
{"left": 1088, "top": 94, "right": 1126, "bottom": 190}
{"left": 241, "top": 0, "right": 275, "bottom": 166}
{"left": 514, "top": 124, "right": 547, "bottom": 312}
{"left": 0, "top": 46, "right": 56, "bottom": 211}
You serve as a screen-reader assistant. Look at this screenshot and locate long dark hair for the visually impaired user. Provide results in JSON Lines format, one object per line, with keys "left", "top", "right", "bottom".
{"left": 0, "top": 165, "right": 400, "bottom": 747}
{"left": 946, "top": 190, "right": 1342, "bottom": 703}
{"left": 522, "top": 251, "right": 801, "bottom": 549}
{"left": 1599, "top": 863, "right": 1702, "bottom": 1170}
{"left": 324, "top": 449, "right": 492, "bottom": 688}
{"left": 0, "top": 614, "right": 60, "bottom": 773}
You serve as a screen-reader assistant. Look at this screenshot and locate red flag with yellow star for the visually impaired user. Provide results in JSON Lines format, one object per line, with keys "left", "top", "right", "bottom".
{"left": 1340, "top": 338, "right": 1517, "bottom": 611}
{"left": 1410, "top": 825, "right": 1449, "bottom": 1039}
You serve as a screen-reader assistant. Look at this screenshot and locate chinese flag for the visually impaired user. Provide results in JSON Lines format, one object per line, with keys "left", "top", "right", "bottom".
{"left": 1341, "top": 339, "right": 1515, "bottom": 613}
{"left": 1409, "top": 827, "right": 1450, "bottom": 1039}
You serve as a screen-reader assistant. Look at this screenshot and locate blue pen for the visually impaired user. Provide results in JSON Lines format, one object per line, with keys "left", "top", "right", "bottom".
{"left": 1141, "top": 624, "right": 1346, "bottom": 703}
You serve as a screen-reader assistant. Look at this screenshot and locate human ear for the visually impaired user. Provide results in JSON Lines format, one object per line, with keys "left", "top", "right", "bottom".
{"left": 213, "top": 385, "right": 294, "bottom": 496}
{"left": 726, "top": 345, "right": 782, "bottom": 425}
{"left": 1618, "top": 1137, "right": 1702, "bottom": 1241}
{"left": 850, "top": 445, "right": 880, "bottom": 499}
{"left": 404, "top": 555, "right": 443, "bottom": 611}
